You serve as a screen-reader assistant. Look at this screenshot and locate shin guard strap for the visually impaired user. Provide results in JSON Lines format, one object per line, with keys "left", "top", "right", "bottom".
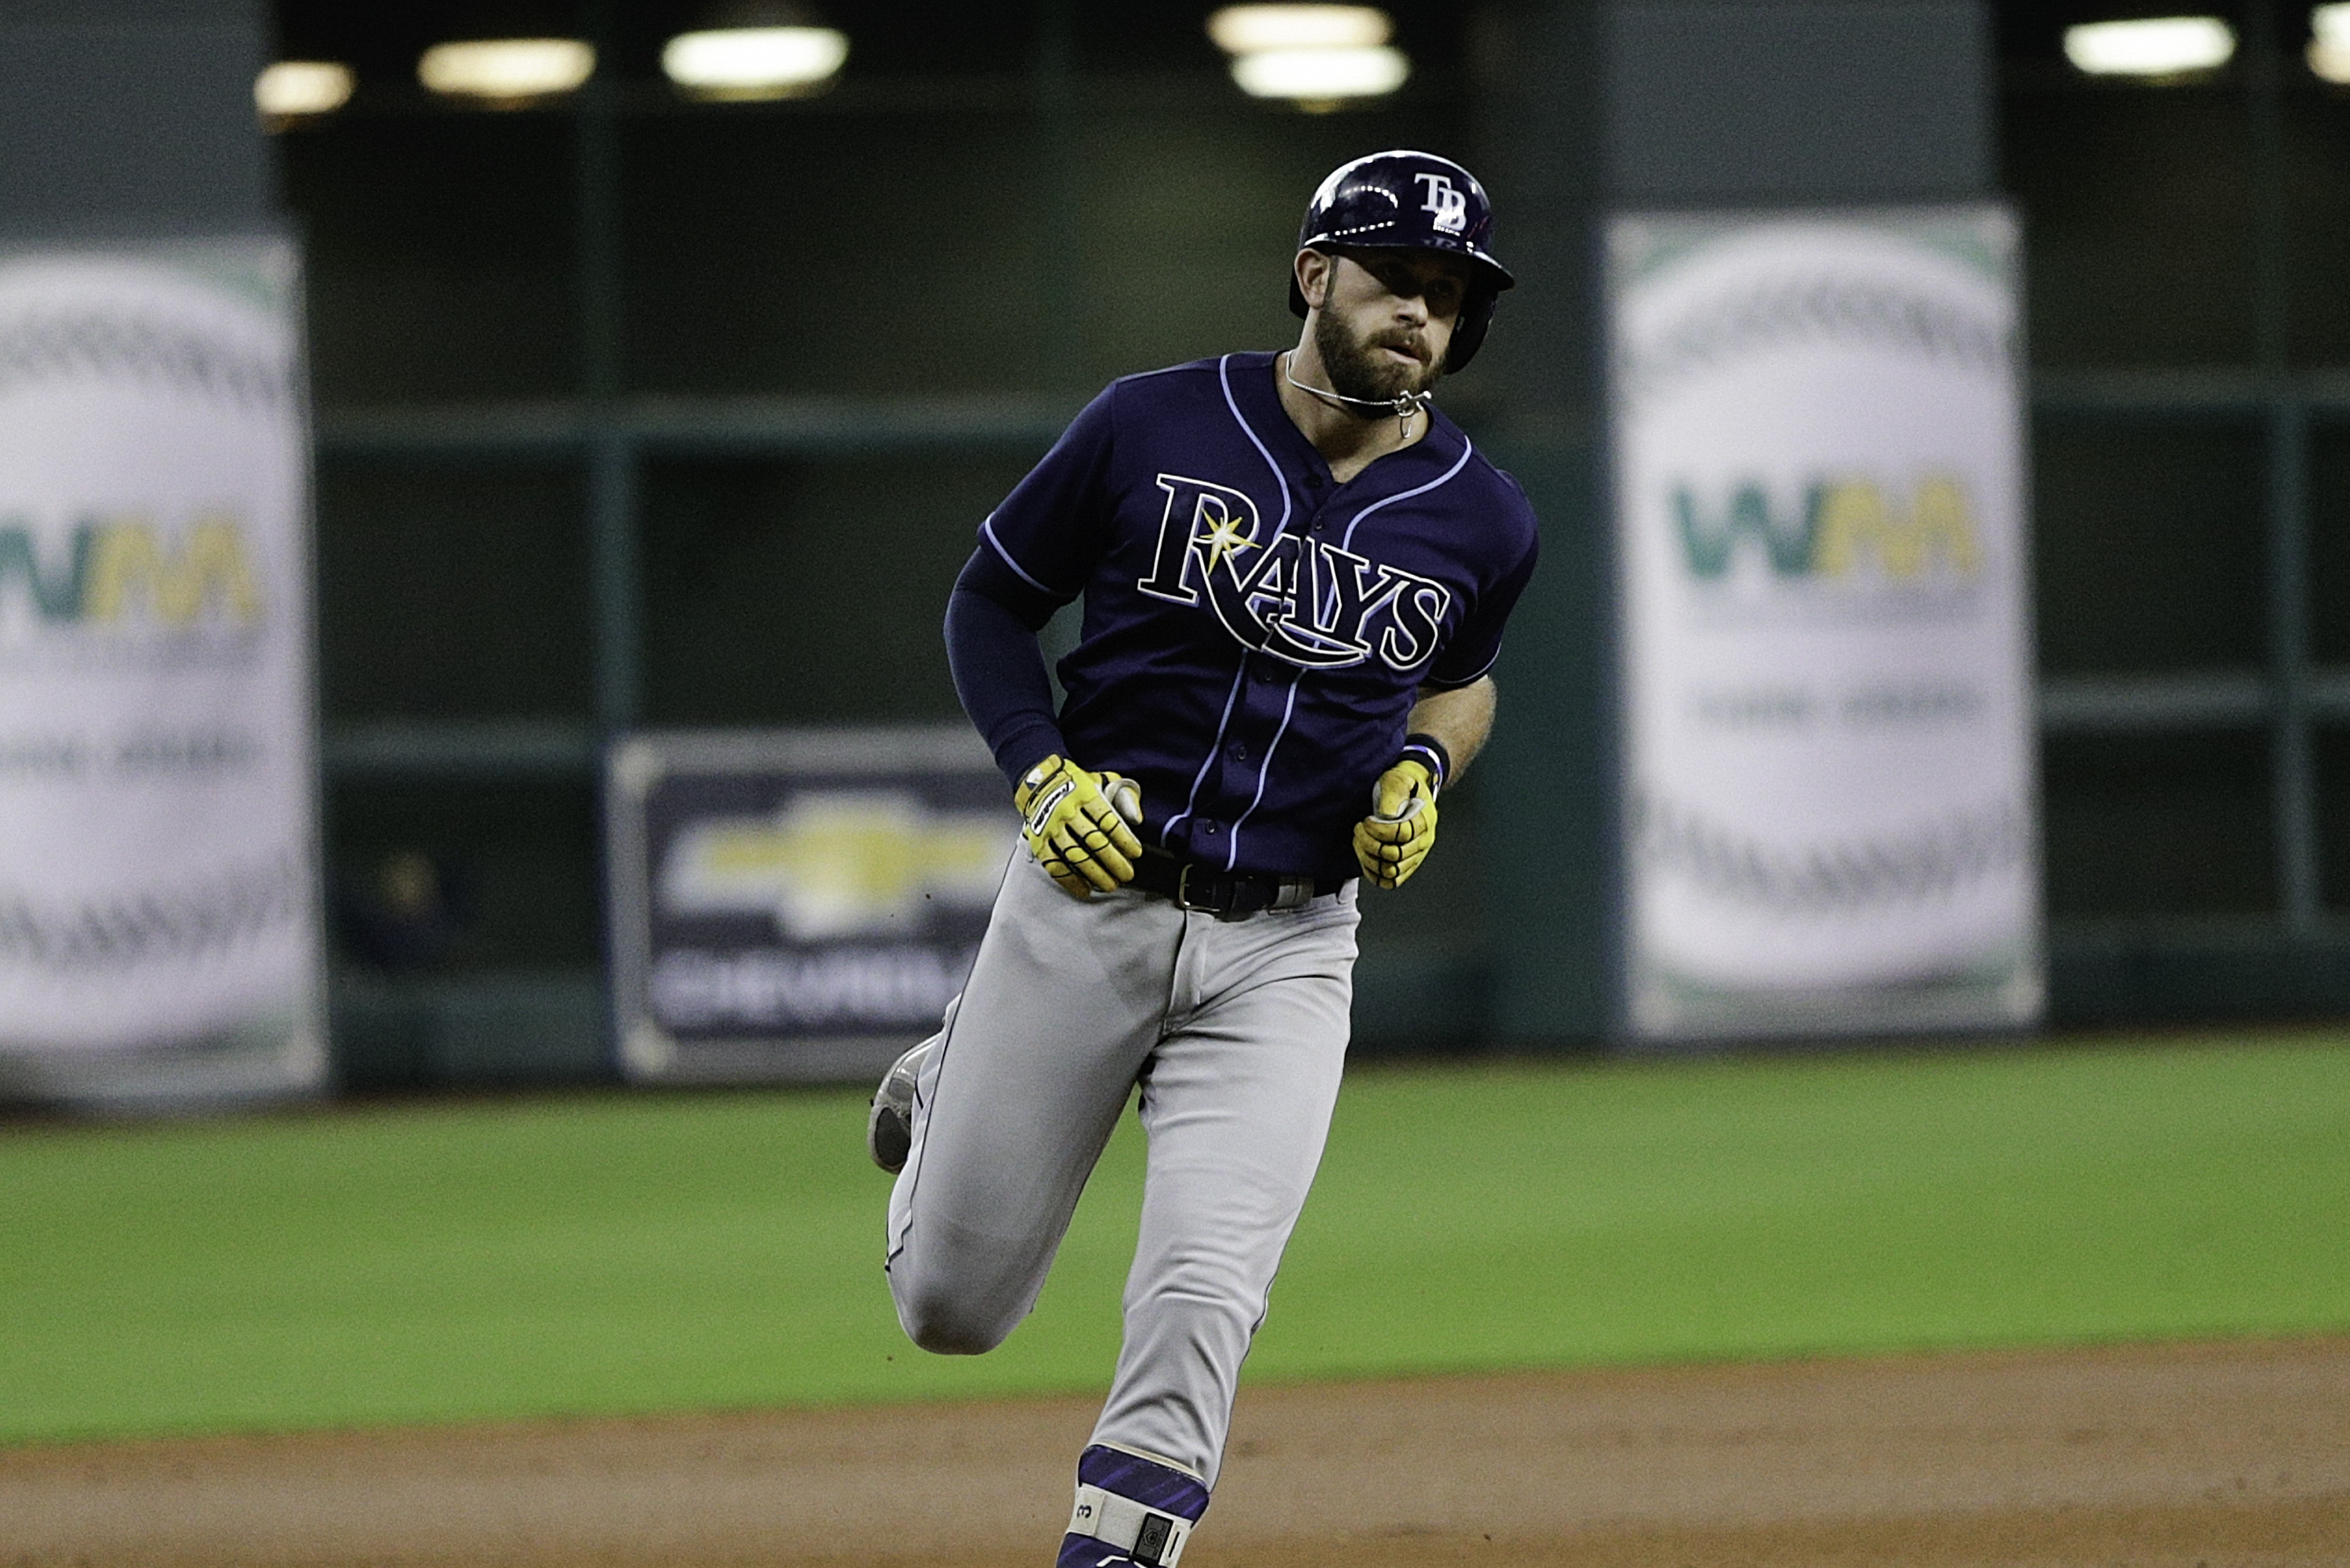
{"left": 1069, "top": 1484, "right": 1192, "bottom": 1567}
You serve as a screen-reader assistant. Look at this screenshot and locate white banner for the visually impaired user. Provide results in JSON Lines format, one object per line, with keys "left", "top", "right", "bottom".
{"left": 1607, "top": 208, "right": 2042, "bottom": 1041}
{"left": 0, "top": 240, "right": 324, "bottom": 1103}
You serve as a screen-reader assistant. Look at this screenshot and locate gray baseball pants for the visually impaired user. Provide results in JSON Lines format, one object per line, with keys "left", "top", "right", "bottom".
{"left": 886, "top": 853, "right": 1359, "bottom": 1485}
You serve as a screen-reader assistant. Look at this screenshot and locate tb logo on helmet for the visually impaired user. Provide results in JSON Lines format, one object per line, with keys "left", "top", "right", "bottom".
{"left": 1414, "top": 172, "right": 1468, "bottom": 234}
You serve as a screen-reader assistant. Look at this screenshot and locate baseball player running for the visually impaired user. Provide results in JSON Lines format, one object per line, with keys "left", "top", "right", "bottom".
{"left": 870, "top": 150, "right": 1538, "bottom": 1568}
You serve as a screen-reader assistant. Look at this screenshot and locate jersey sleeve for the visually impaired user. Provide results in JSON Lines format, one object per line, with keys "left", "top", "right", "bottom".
{"left": 976, "top": 384, "right": 1119, "bottom": 602}
{"left": 945, "top": 555, "right": 1067, "bottom": 787}
{"left": 1423, "top": 524, "right": 1538, "bottom": 691}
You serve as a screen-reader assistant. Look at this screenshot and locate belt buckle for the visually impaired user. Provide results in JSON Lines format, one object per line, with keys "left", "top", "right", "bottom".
{"left": 1174, "top": 862, "right": 1226, "bottom": 915}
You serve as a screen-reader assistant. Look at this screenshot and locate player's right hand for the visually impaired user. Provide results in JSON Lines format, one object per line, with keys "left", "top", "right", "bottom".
{"left": 1014, "top": 755, "right": 1144, "bottom": 899}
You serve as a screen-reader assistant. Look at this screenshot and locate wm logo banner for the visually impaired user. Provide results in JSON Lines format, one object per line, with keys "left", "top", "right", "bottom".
{"left": 0, "top": 241, "right": 324, "bottom": 1104}
{"left": 1606, "top": 208, "right": 2043, "bottom": 1042}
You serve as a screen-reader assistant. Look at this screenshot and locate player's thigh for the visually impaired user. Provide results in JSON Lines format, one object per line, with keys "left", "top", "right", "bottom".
{"left": 891, "top": 863, "right": 1177, "bottom": 1299}
{"left": 1133, "top": 900, "right": 1359, "bottom": 1281}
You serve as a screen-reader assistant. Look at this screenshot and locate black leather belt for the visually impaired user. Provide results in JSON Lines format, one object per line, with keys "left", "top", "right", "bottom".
{"left": 1129, "top": 852, "right": 1347, "bottom": 916}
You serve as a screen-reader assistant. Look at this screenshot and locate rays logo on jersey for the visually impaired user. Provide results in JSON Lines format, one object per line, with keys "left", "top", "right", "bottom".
{"left": 1137, "top": 472, "right": 1449, "bottom": 672}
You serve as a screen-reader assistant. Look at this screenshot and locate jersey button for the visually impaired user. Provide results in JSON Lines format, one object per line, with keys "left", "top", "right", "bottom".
{"left": 1228, "top": 742, "right": 1248, "bottom": 762}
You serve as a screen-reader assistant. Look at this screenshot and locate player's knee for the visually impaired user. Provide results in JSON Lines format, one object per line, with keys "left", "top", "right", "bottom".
{"left": 895, "top": 1277, "right": 1018, "bottom": 1356}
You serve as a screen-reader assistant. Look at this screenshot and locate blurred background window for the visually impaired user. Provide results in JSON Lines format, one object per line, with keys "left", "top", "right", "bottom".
{"left": 2005, "top": 2, "right": 2348, "bottom": 959}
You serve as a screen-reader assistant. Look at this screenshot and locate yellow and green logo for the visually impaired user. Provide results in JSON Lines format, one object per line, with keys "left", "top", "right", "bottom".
{"left": 662, "top": 790, "right": 1012, "bottom": 941}
{"left": 1674, "top": 477, "right": 1982, "bottom": 583}
{"left": 0, "top": 514, "right": 264, "bottom": 629}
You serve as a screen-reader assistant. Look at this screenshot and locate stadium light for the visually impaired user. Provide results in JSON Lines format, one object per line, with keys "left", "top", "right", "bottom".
{"left": 254, "top": 60, "right": 354, "bottom": 120}
{"left": 1206, "top": 5, "right": 1390, "bottom": 54}
{"left": 662, "top": 26, "right": 849, "bottom": 99}
{"left": 1230, "top": 45, "right": 1410, "bottom": 107}
{"left": 1207, "top": 5, "right": 1406, "bottom": 109}
{"left": 2062, "top": 16, "right": 2235, "bottom": 78}
{"left": 2312, "top": 4, "right": 2350, "bottom": 85}
{"left": 418, "top": 38, "right": 595, "bottom": 103}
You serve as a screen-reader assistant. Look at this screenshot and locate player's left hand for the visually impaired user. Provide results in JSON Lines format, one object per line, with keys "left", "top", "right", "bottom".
{"left": 1352, "top": 758, "right": 1439, "bottom": 889}
{"left": 1015, "top": 755, "right": 1145, "bottom": 899}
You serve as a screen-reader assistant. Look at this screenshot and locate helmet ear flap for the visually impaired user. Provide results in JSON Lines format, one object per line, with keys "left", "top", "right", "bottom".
{"left": 1443, "top": 288, "right": 1499, "bottom": 373}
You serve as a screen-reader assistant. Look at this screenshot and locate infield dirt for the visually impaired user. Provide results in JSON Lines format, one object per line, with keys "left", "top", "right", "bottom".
{"left": 5, "top": 1336, "right": 2343, "bottom": 1567}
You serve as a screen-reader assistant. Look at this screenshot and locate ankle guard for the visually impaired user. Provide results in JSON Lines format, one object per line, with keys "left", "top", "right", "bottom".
{"left": 1059, "top": 1444, "right": 1208, "bottom": 1568}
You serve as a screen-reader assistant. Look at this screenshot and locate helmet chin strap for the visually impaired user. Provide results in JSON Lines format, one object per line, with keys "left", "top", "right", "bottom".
{"left": 1282, "top": 352, "right": 1432, "bottom": 428}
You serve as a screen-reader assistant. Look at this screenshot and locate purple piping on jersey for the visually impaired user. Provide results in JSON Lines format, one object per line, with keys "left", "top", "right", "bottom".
{"left": 1216, "top": 355, "right": 1297, "bottom": 536}
{"left": 1224, "top": 668, "right": 1305, "bottom": 869}
{"left": 1340, "top": 435, "right": 1476, "bottom": 552}
{"left": 980, "top": 516, "right": 1058, "bottom": 596}
{"left": 1162, "top": 354, "right": 1298, "bottom": 852}
{"left": 1162, "top": 666, "right": 1246, "bottom": 852}
{"left": 1116, "top": 361, "right": 1195, "bottom": 385}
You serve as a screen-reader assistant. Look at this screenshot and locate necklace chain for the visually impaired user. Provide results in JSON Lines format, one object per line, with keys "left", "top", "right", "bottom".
{"left": 1281, "top": 352, "right": 1430, "bottom": 435}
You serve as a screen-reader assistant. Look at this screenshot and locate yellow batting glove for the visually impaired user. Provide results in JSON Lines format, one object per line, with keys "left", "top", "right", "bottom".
{"left": 1015, "top": 755, "right": 1145, "bottom": 899}
{"left": 1351, "top": 758, "right": 1440, "bottom": 889}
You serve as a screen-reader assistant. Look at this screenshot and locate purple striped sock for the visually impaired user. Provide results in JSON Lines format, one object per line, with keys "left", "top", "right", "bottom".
{"left": 1076, "top": 1443, "right": 1208, "bottom": 1519}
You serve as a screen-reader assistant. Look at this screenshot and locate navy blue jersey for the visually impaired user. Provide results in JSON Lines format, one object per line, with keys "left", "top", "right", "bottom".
{"left": 975, "top": 352, "right": 1539, "bottom": 882}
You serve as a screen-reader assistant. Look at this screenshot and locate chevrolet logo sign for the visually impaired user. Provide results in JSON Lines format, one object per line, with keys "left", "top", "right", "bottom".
{"left": 660, "top": 790, "right": 1014, "bottom": 940}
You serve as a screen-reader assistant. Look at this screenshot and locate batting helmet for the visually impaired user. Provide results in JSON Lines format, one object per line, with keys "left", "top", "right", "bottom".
{"left": 1288, "top": 150, "right": 1514, "bottom": 372}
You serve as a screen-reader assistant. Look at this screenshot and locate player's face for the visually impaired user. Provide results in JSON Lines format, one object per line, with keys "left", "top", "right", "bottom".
{"left": 1307, "top": 248, "right": 1470, "bottom": 405}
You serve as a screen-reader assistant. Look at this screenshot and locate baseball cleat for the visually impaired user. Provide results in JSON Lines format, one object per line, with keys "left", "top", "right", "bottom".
{"left": 866, "top": 1038, "right": 931, "bottom": 1174}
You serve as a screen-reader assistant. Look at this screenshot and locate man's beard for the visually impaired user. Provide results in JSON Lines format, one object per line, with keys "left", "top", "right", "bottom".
{"left": 1313, "top": 308, "right": 1443, "bottom": 410}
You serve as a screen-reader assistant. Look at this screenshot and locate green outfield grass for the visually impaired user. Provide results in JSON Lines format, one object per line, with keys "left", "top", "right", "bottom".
{"left": 4, "top": 1031, "right": 2348, "bottom": 1445}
